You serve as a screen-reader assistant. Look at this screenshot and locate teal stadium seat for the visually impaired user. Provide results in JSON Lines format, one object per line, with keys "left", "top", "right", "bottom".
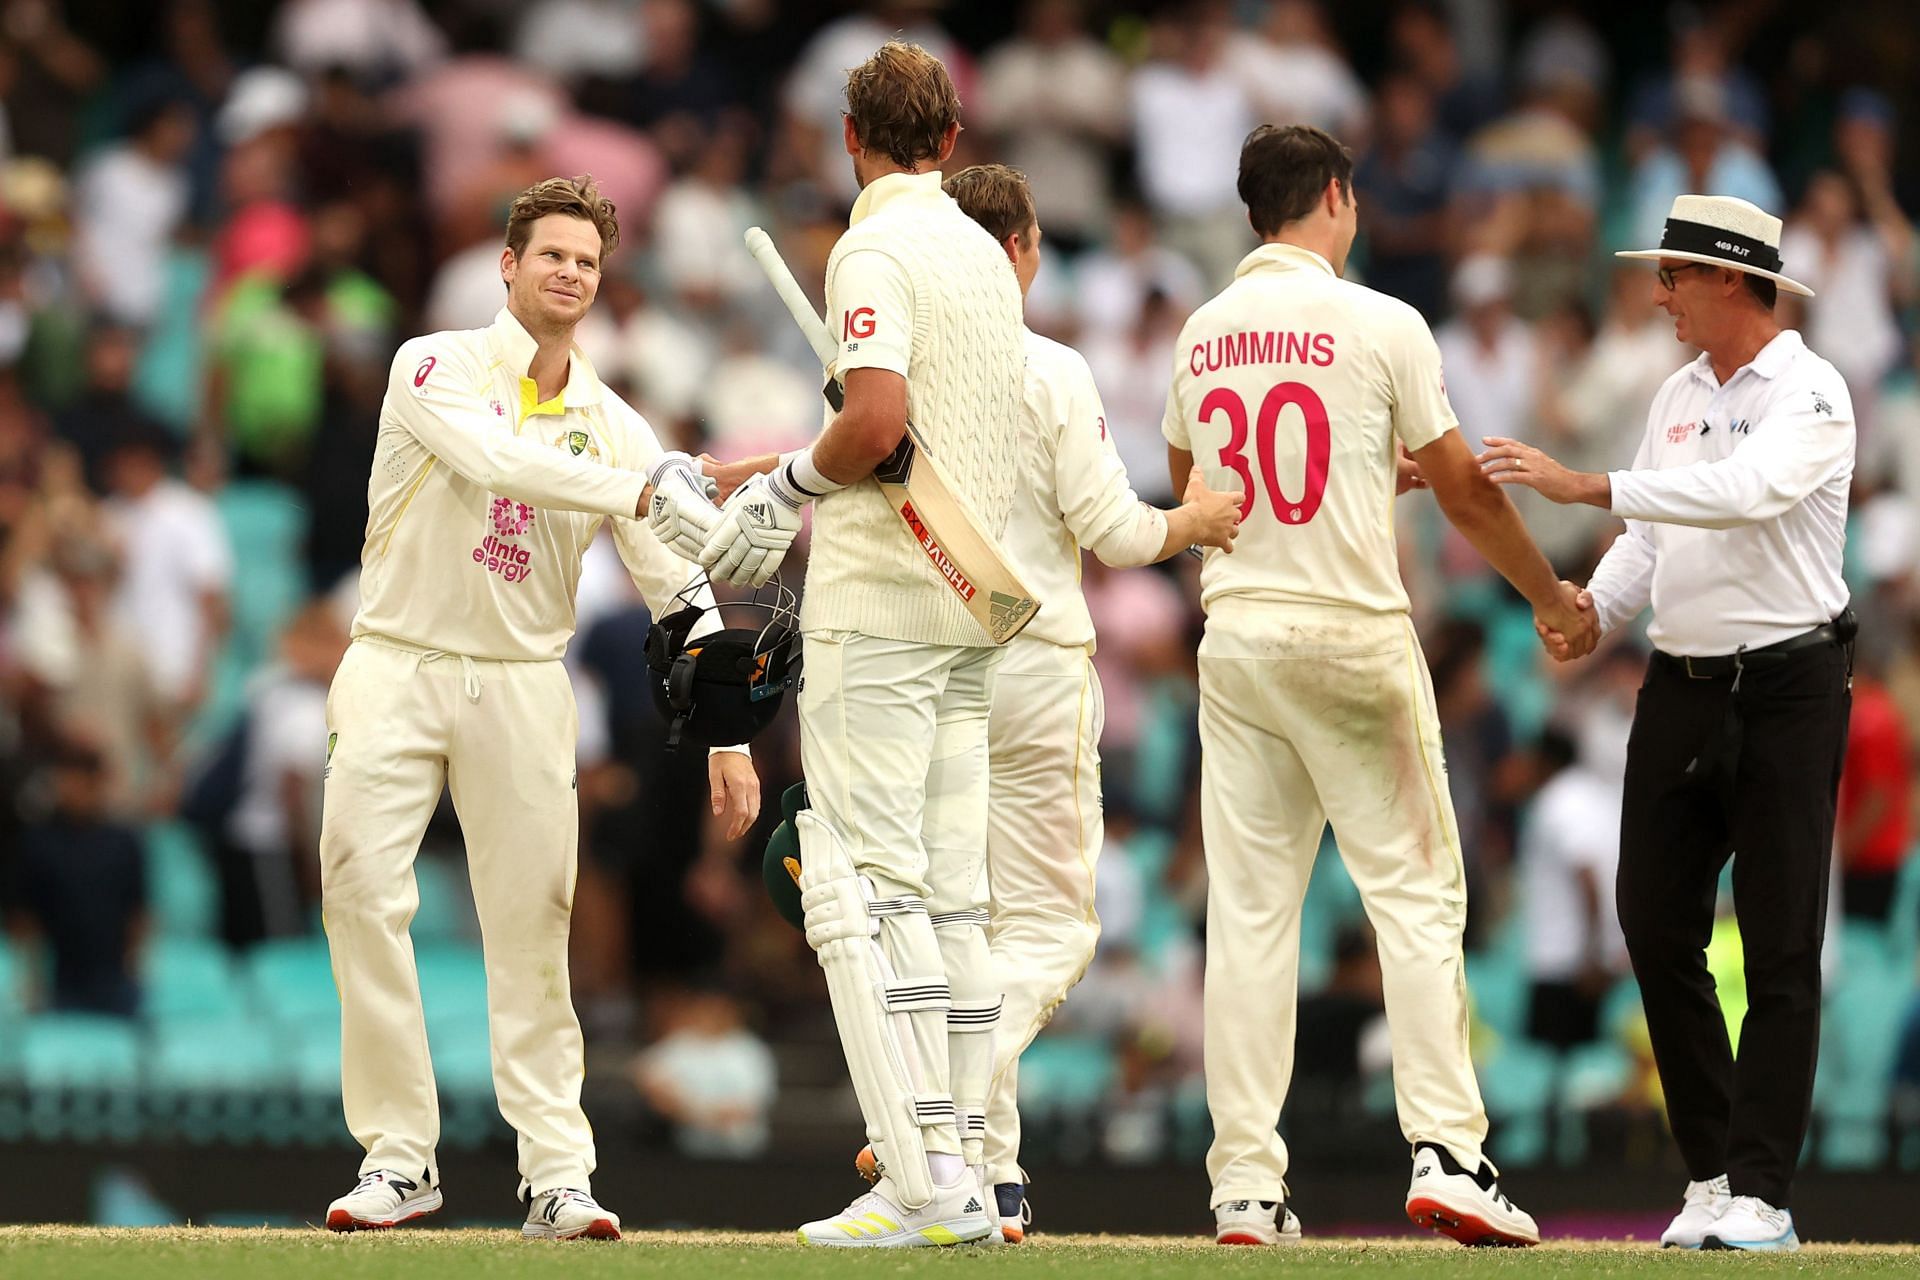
{"left": 1815, "top": 922, "right": 1910, "bottom": 1168}
{"left": 1479, "top": 1039, "right": 1556, "bottom": 1168}
{"left": 143, "top": 936, "right": 245, "bottom": 1022}
{"left": 248, "top": 938, "right": 340, "bottom": 1034}
{"left": 146, "top": 823, "right": 221, "bottom": 940}
{"left": 149, "top": 1015, "right": 284, "bottom": 1093}
{"left": 22, "top": 1014, "right": 143, "bottom": 1142}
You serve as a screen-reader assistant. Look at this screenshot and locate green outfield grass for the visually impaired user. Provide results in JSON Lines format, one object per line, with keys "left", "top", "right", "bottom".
{"left": 3, "top": 1228, "right": 1917, "bottom": 1280}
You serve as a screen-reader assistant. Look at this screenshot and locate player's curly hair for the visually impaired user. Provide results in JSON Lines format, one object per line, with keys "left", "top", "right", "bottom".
{"left": 504, "top": 174, "right": 620, "bottom": 260}
{"left": 844, "top": 41, "right": 961, "bottom": 170}
{"left": 944, "top": 164, "right": 1037, "bottom": 248}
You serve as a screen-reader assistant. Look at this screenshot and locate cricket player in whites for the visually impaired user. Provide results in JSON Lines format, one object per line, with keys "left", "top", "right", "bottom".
{"left": 1165, "top": 125, "right": 1592, "bottom": 1247}
{"left": 944, "top": 164, "right": 1243, "bottom": 1240}
{"left": 319, "top": 176, "right": 760, "bottom": 1238}
{"left": 678, "top": 43, "right": 1026, "bottom": 1247}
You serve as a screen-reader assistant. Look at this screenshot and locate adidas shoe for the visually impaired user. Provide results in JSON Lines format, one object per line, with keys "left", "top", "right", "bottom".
{"left": 522, "top": 1187, "right": 621, "bottom": 1241}
{"left": 1702, "top": 1196, "right": 1799, "bottom": 1252}
{"left": 325, "top": 1169, "right": 442, "bottom": 1232}
{"left": 1214, "top": 1199, "right": 1303, "bottom": 1245}
{"left": 797, "top": 1174, "right": 992, "bottom": 1248}
{"left": 1405, "top": 1143, "right": 1539, "bottom": 1247}
{"left": 1661, "top": 1175, "right": 1731, "bottom": 1248}
{"left": 995, "top": 1182, "right": 1030, "bottom": 1244}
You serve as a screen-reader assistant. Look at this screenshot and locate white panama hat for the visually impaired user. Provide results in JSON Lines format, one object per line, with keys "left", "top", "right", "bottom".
{"left": 1616, "top": 194, "right": 1814, "bottom": 297}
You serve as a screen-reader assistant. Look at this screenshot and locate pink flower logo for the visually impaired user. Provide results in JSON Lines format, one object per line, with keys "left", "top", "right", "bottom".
{"left": 490, "top": 496, "right": 535, "bottom": 537}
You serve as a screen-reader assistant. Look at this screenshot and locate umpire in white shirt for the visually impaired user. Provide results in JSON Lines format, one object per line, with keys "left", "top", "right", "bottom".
{"left": 1476, "top": 195, "right": 1855, "bottom": 1253}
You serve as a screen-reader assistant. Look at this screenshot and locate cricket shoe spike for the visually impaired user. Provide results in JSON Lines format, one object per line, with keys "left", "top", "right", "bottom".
{"left": 996, "top": 1182, "right": 1030, "bottom": 1244}
{"left": 522, "top": 1187, "right": 621, "bottom": 1241}
{"left": 1405, "top": 1143, "right": 1540, "bottom": 1247}
{"left": 325, "top": 1169, "right": 442, "bottom": 1231}
{"left": 1215, "top": 1198, "right": 1302, "bottom": 1245}
{"left": 1661, "top": 1175, "right": 1731, "bottom": 1248}
{"left": 1701, "top": 1196, "right": 1799, "bottom": 1252}
{"left": 797, "top": 1174, "right": 992, "bottom": 1248}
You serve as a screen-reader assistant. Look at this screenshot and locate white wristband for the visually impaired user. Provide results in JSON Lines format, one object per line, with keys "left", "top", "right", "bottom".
{"left": 767, "top": 445, "right": 847, "bottom": 509}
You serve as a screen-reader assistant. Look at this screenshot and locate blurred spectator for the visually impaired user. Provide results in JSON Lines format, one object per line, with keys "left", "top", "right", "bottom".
{"left": 0, "top": 0, "right": 108, "bottom": 166}
{"left": 207, "top": 110, "right": 312, "bottom": 306}
{"left": 780, "top": 1, "right": 968, "bottom": 202}
{"left": 1628, "top": 76, "right": 1782, "bottom": 254}
{"left": 1226, "top": 0, "right": 1368, "bottom": 139}
{"left": 579, "top": 277, "right": 715, "bottom": 428}
{"left": 54, "top": 322, "right": 170, "bottom": 492}
{"left": 697, "top": 319, "right": 822, "bottom": 456}
{"left": 976, "top": 0, "right": 1126, "bottom": 253}
{"left": 1836, "top": 654, "right": 1912, "bottom": 925}
{"left": 1426, "top": 618, "right": 1515, "bottom": 929}
{"left": 112, "top": 0, "right": 237, "bottom": 223}
{"left": 99, "top": 424, "right": 230, "bottom": 712}
{"left": 1354, "top": 72, "right": 1454, "bottom": 320}
{"left": 11, "top": 738, "right": 148, "bottom": 1016}
{"left": 71, "top": 94, "right": 195, "bottom": 327}
{"left": 1518, "top": 725, "right": 1626, "bottom": 1051}
{"left": 209, "top": 601, "right": 347, "bottom": 947}
{"left": 1626, "top": 15, "right": 1769, "bottom": 160}
{"left": 1082, "top": 288, "right": 1185, "bottom": 504}
{"left": 11, "top": 530, "right": 171, "bottom": 822}
{"left": 1294, "top": 921, "right": 1390, "bottom": 1087}
{"left": 271, "top": 0, "right": 445, "bottom": 82}
{"left": 514, "top": 0, "right": 647, "bottom": 86}
{"left": 1386, "top": 2, "right": 1502, "bottom": 142}
{"left": 611, "top": 0, "right": 739, "bottom": 165}
{"left": 1073, "top": 198, "right": 1205, "bottom": 341}
{"left": 632, "top": 983, "right": 778, "bottom": 1158}
{"left": 1434, "top": 256, "right": 1534, "bottom": 455}
{"left": 651, "top": 119, "right": 765, "bottom": 312}
{"left": 1533, "top": 265, "right": 1692, "bottom": 476}
{"left": 1779, "top": 169, "right": 1913, "bottom": 454}
{"left": 1129, "top": 1, "right": 1255, "bottom": 286}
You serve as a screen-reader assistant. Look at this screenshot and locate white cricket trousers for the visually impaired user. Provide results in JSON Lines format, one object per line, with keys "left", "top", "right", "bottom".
{"left": 982, "top": 636, "right": 1104, "bottom": 1186}
{"left": 797, "top": 630, "right": 1002, "bottom": 1167}
{"left": 320, "top": 635, "right": 594, "bottom": 1195}
{"left": 1198, "top": 602, "right": 1487, "bottom": 1207}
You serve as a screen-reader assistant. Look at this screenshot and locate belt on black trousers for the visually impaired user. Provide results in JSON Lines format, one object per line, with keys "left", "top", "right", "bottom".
{"left": 1653, "top": 609, "right": 1857, "bottom": 806}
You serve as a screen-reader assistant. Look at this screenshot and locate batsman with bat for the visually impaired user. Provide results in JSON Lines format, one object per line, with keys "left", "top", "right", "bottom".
{"left": 1165, "top": 126, "right": 1588, "bottom": 1247}
{"left": 655, "top": 42, "right": 1027, "bottom": 1247}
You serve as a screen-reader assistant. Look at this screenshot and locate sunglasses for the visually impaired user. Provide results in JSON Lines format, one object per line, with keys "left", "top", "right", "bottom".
{"left": 1656, "top": 263, "right": 1712, "bottom": 290}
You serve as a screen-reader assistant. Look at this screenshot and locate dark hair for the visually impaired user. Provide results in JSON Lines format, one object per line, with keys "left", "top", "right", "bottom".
{"left": 944, "top": 164, "right": 1037, "bottom": 248}
{"left": 845, "top": 41, "right": 962, "bottom": 170}
{"left": 504, "top": 174, "right": 620, "bottom": 260}
{"left": 1741, "top": 272, "right": 1777, "bottom": 311}
{"left": 1534, "top": 726, "right": 1579, "bottom": 775}
{"left": 1238, "top": 124, "right": 1354, "bottom": 236}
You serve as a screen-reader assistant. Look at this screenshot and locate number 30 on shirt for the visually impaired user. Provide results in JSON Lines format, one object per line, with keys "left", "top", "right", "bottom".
{"left": 1202, "top": 381, "right": 1330, "bottom": 525}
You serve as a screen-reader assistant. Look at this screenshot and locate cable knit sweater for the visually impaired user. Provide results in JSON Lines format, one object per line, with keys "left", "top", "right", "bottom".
{"left": 803, "top": 171, "right": 1027, "bottom": 646}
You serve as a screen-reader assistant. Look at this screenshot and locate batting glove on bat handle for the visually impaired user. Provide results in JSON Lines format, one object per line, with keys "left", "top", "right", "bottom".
{"left": 647, "top": 451, "right": 722, "bottom": 562}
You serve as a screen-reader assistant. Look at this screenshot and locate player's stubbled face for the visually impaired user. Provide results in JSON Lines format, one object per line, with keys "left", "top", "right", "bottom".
{"left": 507, "top": 214, "right": 602, "bottom": 329}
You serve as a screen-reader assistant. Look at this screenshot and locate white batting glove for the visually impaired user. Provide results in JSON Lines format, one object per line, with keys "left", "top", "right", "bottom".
{"left": 698, "top": 472, "right": 802, "bottom": 588}
{"left": 647, "top": 451, "right": 719, "bottom": 562}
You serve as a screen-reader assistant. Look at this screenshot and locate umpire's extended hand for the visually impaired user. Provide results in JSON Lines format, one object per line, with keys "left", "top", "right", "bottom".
{"left": 699, "top": 473, "right": 803, "bottom": 588}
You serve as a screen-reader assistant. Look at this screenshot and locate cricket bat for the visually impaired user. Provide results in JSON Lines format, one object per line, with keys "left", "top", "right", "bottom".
{"left": 743, "top": 226, "right": 1041, "bottom": 645}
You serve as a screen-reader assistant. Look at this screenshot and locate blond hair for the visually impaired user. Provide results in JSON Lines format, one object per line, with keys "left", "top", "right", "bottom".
{"left": 504, "top": 174, "right": 620, "bottom": 259}
{"left": 844, "top": 41, "right": 961, "bottom": 170}
{"left": 943, "top": 164, "right": 1037, "bottom": 248}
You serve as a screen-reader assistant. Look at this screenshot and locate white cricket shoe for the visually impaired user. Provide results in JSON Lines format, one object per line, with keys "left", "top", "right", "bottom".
{"left": 1214, "top": 1199, "right": 1303, "bottom": 1245}
{"left": 325, "top": 1169, "right": 442, "bottom": 1232}
{"left": 796, "top": 1174, "right": 992, "bottom": 1248}
{"left": 522, "top": 1187, "right": 622, "bottom": 1241}
{"left": 1702, "top": 1196, "right": 1800, "bottom": 1252}
{"left": 1404, "top": 1143, "right": 1540, "bottom": 1247}
{"left": 1660, "top": 1175, "right": 1731, "bottom": 1248}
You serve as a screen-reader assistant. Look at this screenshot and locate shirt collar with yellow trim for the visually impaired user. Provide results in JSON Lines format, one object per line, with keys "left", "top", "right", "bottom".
{"left": 848, "top": 170, "right": 948, "bottom": 228}
{"left": 487, "top": 306, "right": 603, "bottom": 407}
{"left": 1685, "top": 327, "right": 1806, "bottom": 390}
{"left": 1233, "top": 241, "right": 1338, "bottom": 280}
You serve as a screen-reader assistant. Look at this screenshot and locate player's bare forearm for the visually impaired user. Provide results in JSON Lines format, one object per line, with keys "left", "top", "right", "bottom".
{"left": 813, "top": 367, "right": 910, "bottom": 484}
{"left": 1167, "top": 445, "right": 1196, "bottom": 500}
{"left": 704, "top": 453, "right": 780, "bottom": 503}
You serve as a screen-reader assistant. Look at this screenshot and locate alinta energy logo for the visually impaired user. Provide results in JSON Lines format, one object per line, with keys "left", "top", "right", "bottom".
{"left": 475, "top": 496, "right": 537, "bottom": 583}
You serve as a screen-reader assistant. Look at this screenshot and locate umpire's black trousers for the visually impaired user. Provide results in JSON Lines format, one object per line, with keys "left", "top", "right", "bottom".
{"left": 1617, "top": 638, "right": 1850, "bottom": 1208}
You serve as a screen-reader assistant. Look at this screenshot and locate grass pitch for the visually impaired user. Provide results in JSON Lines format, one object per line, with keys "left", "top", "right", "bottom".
{"left": 3, "top": 1228, "right": 1917, "bottom": 1280}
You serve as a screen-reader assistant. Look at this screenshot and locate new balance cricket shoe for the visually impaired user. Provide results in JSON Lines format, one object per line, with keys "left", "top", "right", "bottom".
{"left": 1214, "top": 1199, "right": 1303, "bottom": 1245}
{"left": 797, "top": 1175, "right": 993, "bottom": 1248}
{"left": 325, "top": 1169, "right": 442, "bottom": 1231}
{"left": 1661, "top": 1175, "right": 1731, "bottom": 1248}
{"left": 1701, "top": 1196, "right": 1799, "bottom": 1252}
{"left": 995, "top": 1183, "right": 1030, "bottom": 1244}
{"left": 1405, "top": 1143, "right": 1540, "bottom": 1247}
{"left": 522, "top": 1187, "right": 621, "bottom": 1241}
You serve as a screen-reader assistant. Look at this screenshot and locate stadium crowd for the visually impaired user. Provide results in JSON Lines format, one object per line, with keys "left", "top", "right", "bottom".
{"left": 1, "top": 0, "right": 1919, "bottom": 1177}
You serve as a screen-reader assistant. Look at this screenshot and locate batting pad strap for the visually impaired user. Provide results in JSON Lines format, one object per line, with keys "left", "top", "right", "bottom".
{"left": 962, "top": 1111, "right": 987, "bottom": 1138}
{"left": 882, "top": 978, "right": 952, "bottom": 1014}
{"left": 928, "top": 908, "right": 990, "bottom": 929}
{"left": 947, "top": 997, "right": 1002, "bottom": 1033}
{"left": 869, "top": 896, "right": 929, "bottom": 919}
{"left": 912, "top": 1095, "right": 957, "bottom": 1128}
